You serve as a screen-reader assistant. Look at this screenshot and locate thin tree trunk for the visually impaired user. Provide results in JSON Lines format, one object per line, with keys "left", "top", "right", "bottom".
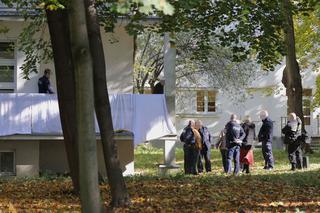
{"left": 281, "top": 0, "right": 304, "bottom": 129}
{"left": 45, "top": 9, "right": 80, "bottom": 193}
{"left": 84, "top": 0, "right": 130, "bottom": 207}
{"left": 68, "top": 0, "right": 102, "bottom": 212}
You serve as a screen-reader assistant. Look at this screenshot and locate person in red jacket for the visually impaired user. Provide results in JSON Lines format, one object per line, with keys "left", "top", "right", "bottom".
{"left": 240, "top": 116, "right": 256, "bottom": 173}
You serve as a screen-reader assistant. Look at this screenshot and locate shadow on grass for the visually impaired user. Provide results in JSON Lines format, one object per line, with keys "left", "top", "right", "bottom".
{"left": 132, "top": 145, "right": 320, "bottom": 211}
{"left": 124, "top": 169, "right": 320, "bottom": 211}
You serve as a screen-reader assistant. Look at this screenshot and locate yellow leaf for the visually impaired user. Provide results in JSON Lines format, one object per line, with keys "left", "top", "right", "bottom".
{"left": 8, "top": 202, "right": 18, "bottom": 213}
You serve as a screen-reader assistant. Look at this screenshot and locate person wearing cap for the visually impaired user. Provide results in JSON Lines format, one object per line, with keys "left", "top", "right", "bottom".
{"left": 258, "top": 110, "right": 274, "bottom": 170}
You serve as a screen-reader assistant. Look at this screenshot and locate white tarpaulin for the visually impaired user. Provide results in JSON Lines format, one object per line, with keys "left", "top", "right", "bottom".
{"left": 0, "top": 94, "right": 32, "bottom": 136}
{"left": 0, "top": 93, "right": 176, "bottom": 145}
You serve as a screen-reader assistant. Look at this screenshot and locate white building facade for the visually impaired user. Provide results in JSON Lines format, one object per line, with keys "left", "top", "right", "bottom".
{"left": 0, "top": 7, "right": 135, "bottom": 177}
{"left": 175, "top": 65, "right": 319, "bottom": 147}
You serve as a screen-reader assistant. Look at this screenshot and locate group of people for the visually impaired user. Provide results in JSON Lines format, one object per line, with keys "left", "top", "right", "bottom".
{"left": 180, "top": 110, "right": 306, "bottom": 175}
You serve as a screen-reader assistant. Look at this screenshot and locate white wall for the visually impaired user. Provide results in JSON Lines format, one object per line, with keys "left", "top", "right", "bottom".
{"left": 102, "top": 27, "right": 134, "bottom": 94}
{"left": 0, "top": 20, "right": 134, "bottom": 94}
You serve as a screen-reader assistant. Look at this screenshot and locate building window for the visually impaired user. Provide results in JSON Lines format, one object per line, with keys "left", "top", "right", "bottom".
{"left": 0, "top": 65, "right": 14, "bottom": 82}
{"left": 0, "top": 151, "right": 15, "bottom": 176}
{"left": 196, "top": 90, "right": 216, "bottom": 112}
{"left": 196, "top": 91, "right": 205, "bottom": 112}
{"left": 303, "top": 88, "right": 312, "bottom": 126}
{"left": 0, "top": 42, "right": 15, "bottom": 92}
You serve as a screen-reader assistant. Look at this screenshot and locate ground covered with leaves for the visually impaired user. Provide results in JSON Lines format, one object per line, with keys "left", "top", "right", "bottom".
{"left": 1, "top": 146, "right": 320, "bottom": 212}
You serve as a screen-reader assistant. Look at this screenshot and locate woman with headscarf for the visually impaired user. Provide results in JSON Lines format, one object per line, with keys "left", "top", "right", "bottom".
{"left": 282, "top": 112, "right": 303, "bottom": 171}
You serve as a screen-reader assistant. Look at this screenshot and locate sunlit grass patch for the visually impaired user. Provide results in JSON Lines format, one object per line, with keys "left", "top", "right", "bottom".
{"left": 134, "top": 143, "right": 320, "bottom": 177}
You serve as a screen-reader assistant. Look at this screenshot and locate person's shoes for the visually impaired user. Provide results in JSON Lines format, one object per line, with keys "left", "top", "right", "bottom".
{"left": 265, "top": 167, "right": 273, "bottom": 171}
{"left": 291, "top": 164, "right": 296, "bottom": 171}
{"left": 263, "top": 166, "right": 268, "bottom": 169}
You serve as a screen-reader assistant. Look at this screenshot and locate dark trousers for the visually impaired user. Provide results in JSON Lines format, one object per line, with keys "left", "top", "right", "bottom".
{"left": 183, "top": 144, "right": 199, "bottom": 175}
{"left": 220, "top": 149, "right": 228, "bottom": 173}
{"left": 197, "top": 146, "right": 211, "bottom": 172}
{"left": 288, "top": 143, "right": 303, "bottom": 169}
{"left": 227, "top": 146, "right": 240, "bottom": 174}
{"left": 262, "top": 142, "right": 274, "bottom": 169}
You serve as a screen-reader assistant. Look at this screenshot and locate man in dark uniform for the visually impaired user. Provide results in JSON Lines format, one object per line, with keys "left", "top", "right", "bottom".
{"left": 153, "top": 79, "right": 165, "bottom": 94}
{"left": 282, "top": 112, "right": 303, "bottom": 171}
{"left": 195, "top": 120, "right": 212, "bottom": 173}
{"left": 258, "top": 110, "right": 274, "bottom": 170}
{"left": 225, "top": 114, "right": 246, "bottom": 175}
{"left": 180, "top": 120, "right": 199, "bottom": 175}
{"left": 38, "top": 69, "right": 54, "bottom": 94}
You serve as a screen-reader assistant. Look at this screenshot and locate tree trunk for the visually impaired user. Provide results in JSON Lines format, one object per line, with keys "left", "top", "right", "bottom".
{"left": 84, "top": 0, "right": 130, "bottom": 207}
{"left": 45, "top": 9, "right": 80, "bottom": 193}
{"left": 68, "top": 0, "right": 102, "bottom": 212}
{"left": 281, "top": 0, "right": 304, "bottom": 129}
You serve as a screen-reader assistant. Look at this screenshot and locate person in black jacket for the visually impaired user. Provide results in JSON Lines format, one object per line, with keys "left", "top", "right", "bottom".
{"left": 195, "top": 120, "right": 212, "bottom": 173}
{"left": 216, "top": 128, "right": 228, "bottom": 173}
{"left": 38, "top": 69, "right": 54, "bottom": 94}
{"left": 258, "top": 110, "right": 274, "bottom": 170}
{"left": 225, "top": 114, "right": 246, "bottom": 175}
{"left": 180, "top": 120, "right": 198, "bottom": 175}
{"left": 282, "top": 112, "right": 303, "bottom": 171}
{"left": 153, "top": 79, "right": 165, "bottom": 94}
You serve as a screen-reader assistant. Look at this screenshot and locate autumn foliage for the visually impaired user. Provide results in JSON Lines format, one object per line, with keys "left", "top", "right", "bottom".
{"left": 0, "top": 149, "right": 320, "bottom": 212}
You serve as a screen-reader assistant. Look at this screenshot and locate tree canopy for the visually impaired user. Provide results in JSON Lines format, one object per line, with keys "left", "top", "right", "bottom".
{"left": 1, "top": 0, "right": 318, "bottom": 78}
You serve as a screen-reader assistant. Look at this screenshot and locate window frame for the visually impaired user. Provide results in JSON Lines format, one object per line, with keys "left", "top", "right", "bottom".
{"left": 196, "top": 90, "right": 217, "bottom": 113}
{"left": 302, "top": 88, "right": 312, "bottom": 126}
{"left": 196, "top": 90, "right": 205, "bottom": 112}
{"left": 0, "top": 150, "right": 16, "bottom": 176}
{"left": 0, "top": 41, "right": 16, "bottom": 92}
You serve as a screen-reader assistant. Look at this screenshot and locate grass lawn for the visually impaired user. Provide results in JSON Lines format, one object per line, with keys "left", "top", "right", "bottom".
{"left": 0, "top": 144, "right": 319, "bottom": 212}
{"left": 135, "top": 143, "right": 320, "bottom": 175}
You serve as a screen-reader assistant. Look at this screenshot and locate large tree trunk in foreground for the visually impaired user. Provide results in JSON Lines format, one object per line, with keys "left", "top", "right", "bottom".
{"left": 281, "top": 0, "right": 304, "bottom": 130}
{"left": 46, "top": 9, "right": 80, "bottom": 193}
{"left": 68, "top": 0, "right": 102, "bottom": 212}
{"left": 84, "top": 0, "right": 130, "bottom": 207}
